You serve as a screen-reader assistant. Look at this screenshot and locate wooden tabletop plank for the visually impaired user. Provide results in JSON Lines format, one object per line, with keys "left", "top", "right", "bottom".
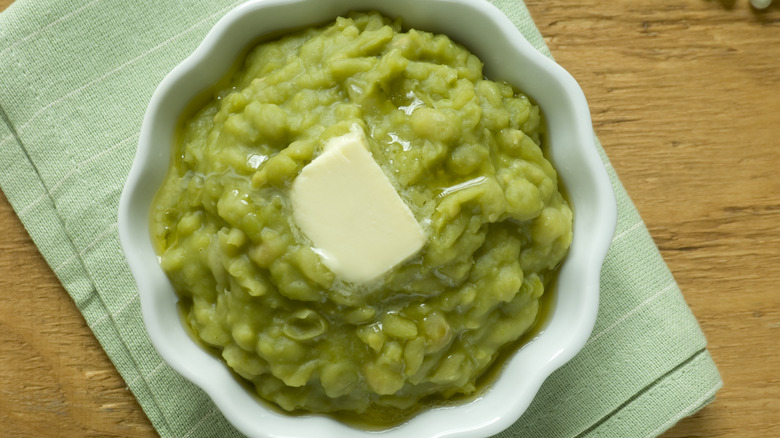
{"left": 1, "top": 0, "right": 778, "bottom": 436}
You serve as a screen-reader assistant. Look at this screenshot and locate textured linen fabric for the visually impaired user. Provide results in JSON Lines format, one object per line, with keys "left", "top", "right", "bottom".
{"left": 0, "top": 0, "right": 722, "bottom": 436}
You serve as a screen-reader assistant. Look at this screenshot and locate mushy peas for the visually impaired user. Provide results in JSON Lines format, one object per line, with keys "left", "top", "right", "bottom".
{"left": 151, "top": 11, "right": 573, "bottom": 421}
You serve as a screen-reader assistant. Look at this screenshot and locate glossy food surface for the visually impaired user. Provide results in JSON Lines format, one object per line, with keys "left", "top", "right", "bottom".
{"left": 151, "top": 12, "right": 572, "bottom": 421}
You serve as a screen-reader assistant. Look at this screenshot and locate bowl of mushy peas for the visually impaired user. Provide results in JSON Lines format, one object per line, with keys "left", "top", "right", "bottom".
{"left": 118, "top": 0, "right": 617, "bottom": 436}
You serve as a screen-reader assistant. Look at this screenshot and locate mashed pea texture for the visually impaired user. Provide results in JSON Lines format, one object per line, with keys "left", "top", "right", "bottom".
{"left": 152, "top": 12, "right": 572, "bottom": 418}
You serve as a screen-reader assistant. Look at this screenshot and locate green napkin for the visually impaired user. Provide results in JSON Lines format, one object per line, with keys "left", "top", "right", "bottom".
{"left": 0, "top": 0, "right": 722, "bottom": 436}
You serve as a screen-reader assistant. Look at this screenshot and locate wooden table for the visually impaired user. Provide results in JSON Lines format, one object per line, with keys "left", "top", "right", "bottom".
{"left": 1, "top": 0, "right": 778, "bottom": 436}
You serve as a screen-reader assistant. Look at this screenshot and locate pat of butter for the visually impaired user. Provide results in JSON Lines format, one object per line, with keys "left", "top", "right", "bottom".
{"left": 290, "top": 126, "right": 426, "bottom": 283}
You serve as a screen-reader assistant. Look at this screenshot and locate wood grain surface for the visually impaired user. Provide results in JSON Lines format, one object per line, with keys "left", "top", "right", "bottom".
{"left": 1, "top": 0, "right": 779, "bottom": 436}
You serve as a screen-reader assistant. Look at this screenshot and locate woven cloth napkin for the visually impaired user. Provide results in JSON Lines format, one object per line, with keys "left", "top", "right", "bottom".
{"left": 0, "top": 0, "right": 722, "bottom": 436}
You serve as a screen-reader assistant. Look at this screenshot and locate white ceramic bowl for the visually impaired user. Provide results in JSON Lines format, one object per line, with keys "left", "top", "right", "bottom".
{"left": 119, "top": 0, "right": 617, "bottom": 436}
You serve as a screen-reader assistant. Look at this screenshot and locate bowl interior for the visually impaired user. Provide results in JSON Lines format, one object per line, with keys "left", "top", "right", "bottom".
{"left": 119, "top": 0, "right": 617, "bottom": 437}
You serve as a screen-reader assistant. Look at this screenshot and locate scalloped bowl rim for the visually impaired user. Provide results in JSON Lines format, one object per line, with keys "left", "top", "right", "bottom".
{"left": 118, "top": 0, "right": 617, "bottom": 437}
